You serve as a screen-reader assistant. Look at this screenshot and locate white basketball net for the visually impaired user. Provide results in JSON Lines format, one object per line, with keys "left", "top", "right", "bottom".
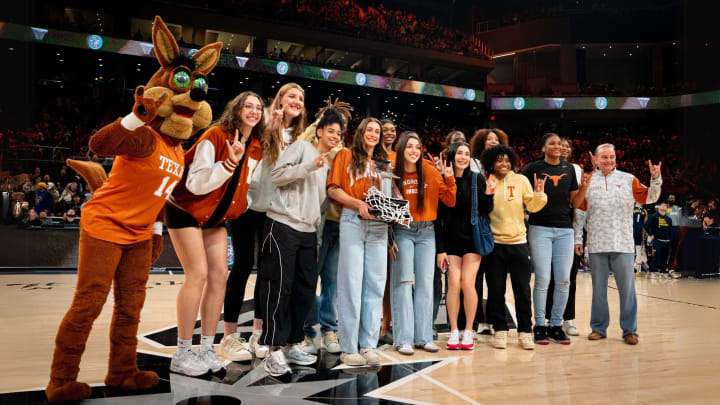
{"left": 364, "top": 186, "right": 413, "bottom": 227}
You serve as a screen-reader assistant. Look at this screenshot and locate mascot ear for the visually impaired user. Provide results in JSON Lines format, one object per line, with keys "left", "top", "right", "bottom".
{"left": 193, "top": 42, "right": 222, "bottom": 76}
{"left": 152, "top": 16, "right": 179, "bottom": 68}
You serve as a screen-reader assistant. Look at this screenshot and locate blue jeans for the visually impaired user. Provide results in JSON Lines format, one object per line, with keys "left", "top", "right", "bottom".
{"left": 390, "top": 222, "right": 435, "bottom": 346}
{"left": 337, "top": 209, "right": 388, "bottom": 354}
{"left": 304, "top": 220, "right": 340, "bottom": 338}
{"left": 589, "top": 252, "right": 638, "bottom": 337}
{"left": 528, "top": 225, "right": 574, "bottom": 326}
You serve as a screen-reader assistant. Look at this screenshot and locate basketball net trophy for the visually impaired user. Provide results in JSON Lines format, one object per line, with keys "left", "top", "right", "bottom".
{"left": 363, "top": 158, "right": 413, "bottom": 227}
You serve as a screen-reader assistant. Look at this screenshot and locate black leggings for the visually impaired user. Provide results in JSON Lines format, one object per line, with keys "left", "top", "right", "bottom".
{"left": 223, "top": 209, "right": 266, "bottom": 324}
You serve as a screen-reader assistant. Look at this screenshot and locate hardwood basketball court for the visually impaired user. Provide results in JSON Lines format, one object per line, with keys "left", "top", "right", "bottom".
{"left": 1, "top": 271, "right": 718, "bottom": 404}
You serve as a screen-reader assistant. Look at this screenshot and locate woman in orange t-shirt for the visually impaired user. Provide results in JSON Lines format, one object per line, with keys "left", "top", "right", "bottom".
{"left": 166, "top": 92, "right": 265, "bottom": 376}
{"left": 390, "top": 131, "right": 456, "bottom": 355}
{"left": 327, "top": 117, "right": 390, "bottom": 366}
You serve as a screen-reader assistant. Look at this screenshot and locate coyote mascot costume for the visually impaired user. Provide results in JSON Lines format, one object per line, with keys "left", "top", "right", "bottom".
{"left": 46, "top": 16, "right": 221, "bottom": 403}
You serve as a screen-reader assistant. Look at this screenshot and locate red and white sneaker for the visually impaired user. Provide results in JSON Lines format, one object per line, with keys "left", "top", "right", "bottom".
{"left": 460, "top": 330, "right": 475, "bottom": 350}
{"left": 446, "top": 330, "right": 460, "bottom": 350}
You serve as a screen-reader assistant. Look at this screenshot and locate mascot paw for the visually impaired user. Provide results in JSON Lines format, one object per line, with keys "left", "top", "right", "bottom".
{"left": 106, "top": 370, "right": 159, "bottom": 391}
{"left": 45, "top": 380, "right": 92, "bottom": 404}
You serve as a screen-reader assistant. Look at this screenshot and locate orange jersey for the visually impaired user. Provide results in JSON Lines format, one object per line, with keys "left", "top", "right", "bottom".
{"left": 400, "top": 161, "right": 456, "bottom": 222}
{"left": 170, "top": 126, "right": 263, "bottom": 226}
{"left": 82, "top": 129, "right": 184, "bottom": 244}
{"left": 327, "top": 148, "right": 383, "bottom": 206}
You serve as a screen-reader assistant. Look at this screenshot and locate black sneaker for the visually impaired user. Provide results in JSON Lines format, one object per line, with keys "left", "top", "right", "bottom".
{"left": 548, "top": 326, "right": 572, "bottom": 345}
{"left": 533, "top": 325, "right": 549, "bottom": 345}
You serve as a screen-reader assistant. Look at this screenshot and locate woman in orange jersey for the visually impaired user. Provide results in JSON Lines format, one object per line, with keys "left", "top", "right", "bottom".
{"left": 327, "top": 117, "right": 389, "bottom": 366}
{"left": 166, "top": 91, "right": 265, "bottom": 376}
{"left": 390, "top": 132, "right": 456, "bottom": 355}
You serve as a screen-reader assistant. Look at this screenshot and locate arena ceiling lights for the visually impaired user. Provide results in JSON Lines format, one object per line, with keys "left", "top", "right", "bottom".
{"left": 0, "top": 22, "right": 485, "bottom": 103}
{"left": 492, "top": 92, "right": 720, "bottom": 110}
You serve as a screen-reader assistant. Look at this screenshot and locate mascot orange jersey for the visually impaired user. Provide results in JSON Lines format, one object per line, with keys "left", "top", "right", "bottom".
{"left": 81, "top": 132, "right": 184, "bottom": 243}
{"left": 45, "top": 16, "right": 221, "bottom": 404}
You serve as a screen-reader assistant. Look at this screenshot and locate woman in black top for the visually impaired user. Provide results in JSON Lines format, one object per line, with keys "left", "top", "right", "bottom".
{"left": 521, "top": 133, "right": 585, "bottom": 345}
{"left": 435, "top": 142, "right": 495, "bottom": 350}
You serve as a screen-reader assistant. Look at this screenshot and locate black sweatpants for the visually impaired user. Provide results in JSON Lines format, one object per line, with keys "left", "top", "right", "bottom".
{"left": 258, "top": 218, "right": 318, "bottom": 347}
{"left": 485, "top": 243, "right": 533, "bottom": 333}
{"left": 651, "top": 239, "right": 672, "bottom": 273}
{"left": 546, "top": 253, "right": 580, "bottom": 321}
{"left": 224, "top": 209, "right": 266, "bottom": 323}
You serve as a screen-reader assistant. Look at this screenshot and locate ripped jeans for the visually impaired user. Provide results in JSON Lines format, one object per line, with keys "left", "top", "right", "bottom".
{"left": 390, "top": 222, "right": 435, "bottom": 346}
{"left": 528, "top": 225, "right": 574, "bottom": 327}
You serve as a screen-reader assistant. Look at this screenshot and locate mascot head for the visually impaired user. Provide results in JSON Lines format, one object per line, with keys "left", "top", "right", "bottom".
{"left": 144, "top": 16, "right": 222, "bottom": 140}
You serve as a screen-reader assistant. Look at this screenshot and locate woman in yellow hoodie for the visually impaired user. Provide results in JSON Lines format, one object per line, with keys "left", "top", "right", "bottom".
{"left": 480, "top": 145, "right": 547, "bottom": 350}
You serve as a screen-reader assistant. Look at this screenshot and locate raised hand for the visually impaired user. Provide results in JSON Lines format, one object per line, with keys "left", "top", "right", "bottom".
{"left": 314, "top": 152, "right": 329, "bottom": 168}
{"left": 648, "top": 160, "right": 662, "bottom": 179}
{"left": 132, "top": 86, "right": 167, "bottom": 123}
{"left": 486, "top": 174, "right": 498, "bottom": 195}
{"left": 534, "top": 173, "right": 547, "bottom": 193}
{"left": 432, "top": 154, "right": 443, "bottom": 173}
{"left": 440, "top": 155, "right": 454, "bottom": 179}
{"left": 588, "top": 151, "right": 597, "bottom": 171}
{"left": 226, "top": 129, "right": 245, "bottom": 165}
{"left": 270, "top": 104, "right": 284, "bottom": 130}
{"left": 581, "top": 167, "right": 593, "bottom": 188}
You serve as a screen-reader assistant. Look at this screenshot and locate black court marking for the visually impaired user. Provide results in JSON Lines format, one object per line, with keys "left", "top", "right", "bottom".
{"left": 609, "top": 285, "right": 719, "bottom": 310}
{"left": 0, "top": 351, "right": 435, "bottom": 404}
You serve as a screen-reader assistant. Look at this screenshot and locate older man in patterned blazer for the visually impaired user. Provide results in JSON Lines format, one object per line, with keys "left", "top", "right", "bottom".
{"left": 573, "top": 144, "right": 662, "bottom": 345}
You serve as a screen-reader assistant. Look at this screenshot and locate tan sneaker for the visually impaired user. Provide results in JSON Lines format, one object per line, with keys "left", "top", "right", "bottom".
{"left": 219, "top": 333, "right": 252, "bottom": 361}
{"left": 322, "top": 331, "right": 341, "bottom": 354}
{"left": 360, "top": 348, "right": 381, "bottom": 365}
{"left": 300, "top": 336, "right": 318, "bottom": 355}
{"left": 340, "top": 352, "right": 367, "bottom": 366}
{"left": 493, "top": 331, "right": 508, "bottom": 349}
{"left": 518, "top": 332, "right": 535, "bottom": 350}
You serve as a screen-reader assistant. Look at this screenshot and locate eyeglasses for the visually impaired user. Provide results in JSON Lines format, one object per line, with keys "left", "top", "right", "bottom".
{"left": 243, "top": 104, "right": 263, "bottom": 112}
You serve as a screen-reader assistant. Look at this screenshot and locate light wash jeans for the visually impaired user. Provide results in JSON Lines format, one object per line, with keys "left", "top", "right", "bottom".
{"left": 390, "top": 222, "right": 435, "bottom": 346}
{"left": 304, "top": 220, "right": 340, "bottom": 338}
{"left": 337, "top": 208, "right": 388, "bottom": 354}
{"left": 528, "top": 225, "right": 575, "bottom": 326}
{"left": 589, "top": 252, "right": 638, "bottom": 337}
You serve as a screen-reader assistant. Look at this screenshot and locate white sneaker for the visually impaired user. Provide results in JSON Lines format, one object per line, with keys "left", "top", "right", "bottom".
{"left": 460, "top": 330, "right": 475, "bottom": 350}
{"left": 264, "top": 350, "right": 291, "bottom": 376}
{"left": 446, "top": 329, "right": 460, "bottom": 350}
{"left": 198, "top": 347, "right": 226, "bottom": 372}
{"left": 563, "top": 320, "right": 580, "bottom": 336}
{"left": 322, "top": 331, "right": 342, "bottom": 354}
{"left": 219, "top": 333, "right": 252, "bottom": 361}
{"left": 493, "top": 331, "right": 508, "bottom": 349}
{"left": 396, "top": 344, "right": 414, "bottom": 355}
{"left": 650, "top": 272, "right": 659, "bottom": 279}
{"left": 285, "top": 344, "right": 317, "bottom": 366}
{"left": 248, "top": 332, "right": 270, "bottom": 359}
{"left": 476, "top": 323, "right": 492, "bottom": 335}
{"left": 418, "top": 342, "right": 439, "bottom": 352}
{"left": 300, "top": 336, "right": 318, "bottom": 355}
{"left": 170, "top": 349, "right": 209, "bottom": 376}
{"left": 669, "top": 270, "right": 682, "bottom": 279}
{"left": 360, "top": 348, "right": 381, "bottom": 365}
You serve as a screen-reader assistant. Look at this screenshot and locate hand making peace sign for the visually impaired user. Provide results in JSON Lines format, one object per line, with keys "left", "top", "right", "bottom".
{"left": 226, "top": 129, "right": 246, "bottom": 165}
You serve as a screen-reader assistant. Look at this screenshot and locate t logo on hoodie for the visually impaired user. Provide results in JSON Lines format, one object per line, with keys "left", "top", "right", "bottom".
{"left": 507, "top": 185, "right": 515, "bottom": 199}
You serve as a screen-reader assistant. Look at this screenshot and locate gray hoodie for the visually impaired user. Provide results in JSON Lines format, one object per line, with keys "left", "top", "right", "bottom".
{"left": 266, "top": 140, "right": 329, "bottom": 233}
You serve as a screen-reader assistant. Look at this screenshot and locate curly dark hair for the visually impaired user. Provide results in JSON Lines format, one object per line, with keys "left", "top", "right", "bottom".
{"left": 469, "top": 128, "right": 509, "bottom": 159}
{"left": 480, "top": 145, "right": 520, "bottom": 175}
